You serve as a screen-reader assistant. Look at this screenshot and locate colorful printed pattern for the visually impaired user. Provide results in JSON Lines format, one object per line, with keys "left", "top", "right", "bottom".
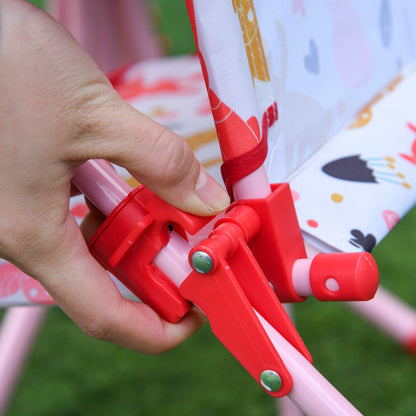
{"left": 258, "top": 0, "right": 416, "bottom": 181}
{"left": 290, "top": 66, "right": 416, "bottom": 252}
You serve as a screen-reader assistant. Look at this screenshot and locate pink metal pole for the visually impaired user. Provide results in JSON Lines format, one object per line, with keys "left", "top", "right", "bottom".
{"left": 346, "top": 287, "right": 416, "bottom": 353}
{"left": 72, "top": 159, "right": 131, "bottom": 217}
{"left": 257, "top": 312, "right": 363, "bottom": 416}
{"left": 72, "top": 160, "right": 193, "bottom": 284}
{"left": 277, "top": 305, "right": 306, "bottom": 416}
{"left": 0, "top": 306, "right": 48, "bottom": 415}
{"left": 306, "top": 240, "right": 416, "bottom": 353}
{"left": 232, "top": 165, "right": 271, "bottom": 200}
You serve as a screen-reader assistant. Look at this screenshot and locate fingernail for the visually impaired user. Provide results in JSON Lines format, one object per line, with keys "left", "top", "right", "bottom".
{"left": 195, "top": 168, "right": 230, "bottom": 213}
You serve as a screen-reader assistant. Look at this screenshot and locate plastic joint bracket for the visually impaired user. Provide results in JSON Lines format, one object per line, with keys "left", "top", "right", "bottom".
{"left": 232, "top": 184, "right": 379, "bottom": 303}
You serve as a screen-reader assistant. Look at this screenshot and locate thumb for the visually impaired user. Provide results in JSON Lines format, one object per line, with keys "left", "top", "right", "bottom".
{"left": 88, "top": 98, "right": 230, "bottom": 216}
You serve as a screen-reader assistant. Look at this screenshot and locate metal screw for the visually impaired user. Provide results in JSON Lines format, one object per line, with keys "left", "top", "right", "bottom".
{"left": 190, "top": 251, "right": 213, "bottom": 274}
{"left": 260, "top": 370, "right": 282, "bottom": 392}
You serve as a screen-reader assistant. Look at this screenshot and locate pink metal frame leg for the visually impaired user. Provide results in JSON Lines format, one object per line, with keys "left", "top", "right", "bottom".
{"left": 347, "top": 287, "right": 416, "bottom": 353}
{"left": 0, "top": 306, "right": 48, "bottom": 414}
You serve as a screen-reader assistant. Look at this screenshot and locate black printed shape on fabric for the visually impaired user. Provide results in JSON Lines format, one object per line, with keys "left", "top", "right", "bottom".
{"left": 349, "top": 229, "right": 377, "bottom": 252}
{"left": 322, "top": 155, "right": 377, "bottom": 183}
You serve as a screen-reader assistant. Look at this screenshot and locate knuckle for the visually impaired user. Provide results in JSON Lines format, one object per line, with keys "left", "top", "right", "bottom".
{"left": 60, "top": 81, "right": 119, "bottom": 160}
{"left": 80, "top": 316, "right": 116, "bottom": 343}
{"left": 0, "top": 217, "right": 41, "bottom": 263}
{"left": 68, "top": 85, "right": 114, "bottom": 140}
{"left": 78, "top": 297, "right": 124, "bottom": 344}
{"left": 150, "top": 130, "right": 196, "bottom": 186}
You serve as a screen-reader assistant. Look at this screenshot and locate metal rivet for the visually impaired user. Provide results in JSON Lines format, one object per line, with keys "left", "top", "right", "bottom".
{"left": 190, "top": 251, "right": 213, "bottom": 274}
{"left": 260, "top": 370, "right": 282, "bottom": 392}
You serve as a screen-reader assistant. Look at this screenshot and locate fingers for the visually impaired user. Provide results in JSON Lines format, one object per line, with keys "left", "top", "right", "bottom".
{"left": 31, "top": 216, "right": 205, "bottom": 354}
{"left": 0, "top": 0, "right": 218, "bottom": 354}
{"left": 75, "top": 100, "right": 230, "bottom": 217}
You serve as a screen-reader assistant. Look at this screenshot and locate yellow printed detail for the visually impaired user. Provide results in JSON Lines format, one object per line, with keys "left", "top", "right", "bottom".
{"left": 185, "top": 129, "right": 218, "bottom": 152}
{"left": 349, "top": 108, "right": 372, "bottom": 128}
{"left": 331, "top": 193, "right": 344, "bottom": 203}
{"left": 185, "top": 129, "right": 223, "bottom": 169}
{"left": 232, "top": 0, "right": 270, "bottom": 83}
{"left": 349, "top": 75, "right": 404, "bottom": 129}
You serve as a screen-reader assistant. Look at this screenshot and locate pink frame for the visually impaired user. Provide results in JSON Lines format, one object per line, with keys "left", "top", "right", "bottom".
{"left": 0, "top": 306, "right": 47, "bottom": 412}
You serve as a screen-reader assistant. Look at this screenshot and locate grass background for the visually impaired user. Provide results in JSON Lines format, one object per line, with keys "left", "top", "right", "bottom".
{"left": 4, "top": 1, "right": 416, "bottom": 415}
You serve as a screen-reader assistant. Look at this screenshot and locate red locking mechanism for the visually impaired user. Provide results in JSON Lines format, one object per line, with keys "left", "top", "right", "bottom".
{"left": 88, "top": 185, "right": 212, "bottom": 323}
{"left": 87, "top": 181, "right": 379, "bottom": 398}
{"left": 180, "top": 203, "right": 312, "bottom": 397}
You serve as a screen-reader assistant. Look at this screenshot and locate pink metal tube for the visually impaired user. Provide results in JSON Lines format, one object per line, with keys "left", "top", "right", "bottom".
{"left": 256, "top": 311, "right": 363, "bottom": 416}
{"left": 72, "top": 160, "right": 194, "bottom": 285}
{"left": 232, "top": 165, "right": 271, "bottom": 200}
{"left": 292, "top": 259, "right": 314, "bottom": 297}
{"left": 72, "top": 159, "right": 131, "bottom": 216}
{"left": 346, "top": 286, "right": 416, "bottom": 347}
{"left": 277, "top": 396, "right": 306, "bottom": 416}
{"left": 0, "top": 307, "right": 48, "bottom": 414}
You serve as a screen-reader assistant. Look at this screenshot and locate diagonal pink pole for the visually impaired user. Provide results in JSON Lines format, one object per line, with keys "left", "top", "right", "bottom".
{"left": 0, "top": 306, "right": 48, "bottom": 415}
{"left": 306, "top": 242, "right": 416, "bottom": 355}
{"left": 347, "top": 287, "right": 416, "bottom": 353}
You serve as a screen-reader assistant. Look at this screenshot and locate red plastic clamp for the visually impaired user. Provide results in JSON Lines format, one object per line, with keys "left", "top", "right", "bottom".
{"left": 88, "top": 185, "right": 212, "bottom": 323}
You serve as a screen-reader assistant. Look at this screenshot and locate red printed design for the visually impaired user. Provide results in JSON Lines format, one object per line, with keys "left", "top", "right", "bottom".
{"left": 383, "top": 210, "right": 400, "bottom": 231}
{"left": 0, "top": 262, "right": 53, "bottom": 304}
{"left": 209, "top": 89, "right": 261, "bottom": 161}
{"left": 109, "top": 65, "right": 201, "bottom": 101}
{"left": 210, "top": 87, "right": 277, "bottom": 193}
{"left": 399, "top": 122, "right": 416, "bottom": 166}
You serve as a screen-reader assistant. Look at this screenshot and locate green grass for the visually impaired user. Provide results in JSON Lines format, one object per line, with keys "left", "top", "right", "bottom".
{"left": 27, "top": 0, "right": 196, "bottom": 56}
{"left": 6, "top": 2, "right": 416, "bottom": 415}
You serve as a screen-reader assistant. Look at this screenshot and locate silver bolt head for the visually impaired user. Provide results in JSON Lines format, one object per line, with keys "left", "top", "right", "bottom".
{"left": 190, "top": 251, "right": 213, "bottom": 274}
{"left": 260, "top": 370, "right": 282, "bottom": 392}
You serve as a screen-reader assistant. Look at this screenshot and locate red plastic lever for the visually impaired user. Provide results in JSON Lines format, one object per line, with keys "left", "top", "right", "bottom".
{"left": 179, "top": 206, "right": 311, "bottom": 398}
{"left": 232, "top": 184, "right": 308, "bottom": 303}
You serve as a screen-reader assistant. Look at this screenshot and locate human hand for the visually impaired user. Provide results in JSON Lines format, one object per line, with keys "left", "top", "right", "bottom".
{"left": 0, "top": 0, "right": 229, "bottom": 353}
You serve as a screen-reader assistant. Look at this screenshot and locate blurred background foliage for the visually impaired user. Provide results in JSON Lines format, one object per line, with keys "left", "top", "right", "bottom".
{"left": 5, "top": 1, "right": 416, "bottom": 415}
